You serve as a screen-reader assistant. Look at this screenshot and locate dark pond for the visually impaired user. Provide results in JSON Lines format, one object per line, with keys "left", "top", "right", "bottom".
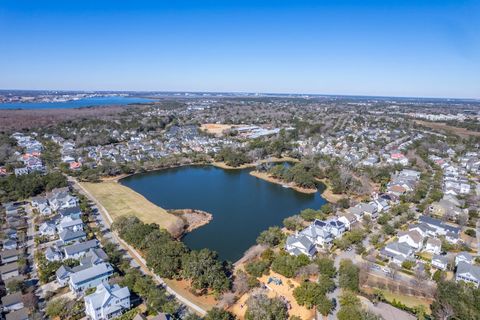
{"left": 120, "top": 165, "right": 326, "bottom": 262}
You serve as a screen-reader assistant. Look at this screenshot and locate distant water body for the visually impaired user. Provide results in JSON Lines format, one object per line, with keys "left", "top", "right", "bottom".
{"left": 0, "top": 96, "right": 155, "bottom": 110}
{"left": 121, "top": 165, "right": 326, "bottom": 262}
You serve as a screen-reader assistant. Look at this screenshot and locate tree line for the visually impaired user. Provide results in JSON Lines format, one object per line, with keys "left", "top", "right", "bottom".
{"left": 112, "top": 216, "right": 232, "bottom": 295}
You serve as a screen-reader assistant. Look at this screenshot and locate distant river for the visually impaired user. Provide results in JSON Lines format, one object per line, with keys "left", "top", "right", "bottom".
{"left": 0, "top": 96, "right": 155, "bottom": 110}
{"left": 120, "top": 165, "right": 326, "bottom": 262}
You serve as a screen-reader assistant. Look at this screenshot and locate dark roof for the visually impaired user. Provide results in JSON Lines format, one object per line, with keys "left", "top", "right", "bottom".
{"left": 58, "top": 206, "right": 81, "bottom": 215}
{"left": 419, "top": 215, "right": 460, "bottom": 234}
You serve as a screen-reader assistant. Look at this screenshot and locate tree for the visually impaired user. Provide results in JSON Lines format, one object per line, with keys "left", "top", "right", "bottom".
{"left": 432, "top": 270, "right": 446, "bottom": 283}
{"left": 6, "top": 279, "right": 25, "bottom": 292}
{"left": 245, "top": 260, "right": 270, "bottom": 277}
{"left": 204, "top": 308, "right": 236, "bottom": 320}
{"left": 337, "top": 291, "right": 363, "bottom": 320}
{"left": 431, "top": 280, "right": 480, "bottom": 319}
{"left": 294, "top": 281, "right": 328, "bottom": 309}
{"left": 256, "top": 227, "right": 285, "bottom": 247}
{"left": 465, "top": 229, "right": 476, "bottom": 238}
{"left": 339, "top": 259, "right": 359, "bottom": 292}
{"left": 271, "top": 253, "right": 310, "bottom": 278}
{"left": 300, "top": 208, "right": 324, "bottom": 221}
{"left": 316, "top": 257, "right": 336, "bottom": 278}
{"left": 245, "top": 294, "right": 288, "bottom": 320}
{"left": 401, "top": 260, "right": 415, "bottom": 270}
{"left": 181, "top": 249, "right": 231, "bottom": 293}
{"left": 283, "top": 216, "right": 303, "bottom": 231}
{"left": 46, "top": 298, "right": 70, "bottom": 319}
{"left": 316, "top": 294, "right": 335, "bottom": 317}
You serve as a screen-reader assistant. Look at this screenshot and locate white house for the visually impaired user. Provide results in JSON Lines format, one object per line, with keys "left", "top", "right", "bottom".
{"left": 456, "top": 261, "right": 480, "bottom": 288}
{"left": 57, "top": 216, "right": 84, "bottom": 233}
{"left": 424, "top": 238, "right": 441, "bottom": 255}
{"left": 432, "top": 255, "right": 448, "bottom": 271}
{"left": 69, "top": 263, "right": 114, "bottom": 295}
{"left": 63, "top": 239, "right": 99, "bottom": 260}
{"left": 455, "top": 252, "right": 473, "bottom": 266}
{"left": 380, "top": 241, "right": 414, "bottom": 265}
{"left": 337, "top": 212, "right": 357, "bottom": 230}
{"left": 84, "top": 283, "right": 131, "bottom": 320}
{"left": 45, "top": 247, "right": 62, "bottom": 262}
{"left": 0, "top": 249, "right": 21, "bottom": 264}
{"left": 398, "top": 230, "right": 424, "bottom": 251}
{"left": 1, "top": 292, "right": 24, "bottom": 312}
{"left": 285, "top": 233, "right": 316, "bottom": 258}
{"left": 39, "top": 221, "right": 57, "bottom": 237}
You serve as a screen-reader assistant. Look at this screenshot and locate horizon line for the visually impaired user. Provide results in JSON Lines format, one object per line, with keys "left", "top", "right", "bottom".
{"left": 0, "top": 88, "right": 479, "bottom": 102}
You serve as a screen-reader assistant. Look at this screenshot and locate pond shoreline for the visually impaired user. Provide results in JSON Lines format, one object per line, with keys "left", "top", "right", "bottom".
{"left": 249, "top": 170, "right": 318, "bottom": 194}
{"left": 169, "top": 209, "right": 213, "bottom": 236}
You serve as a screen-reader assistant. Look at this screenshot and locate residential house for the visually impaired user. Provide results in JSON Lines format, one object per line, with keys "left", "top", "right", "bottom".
{"left": 47, "top": 188, "right": 78, "bottom": 211}
{"left": 68, "top": 262, "right": 114, "bottom": 294}
{"left": 5, "top": 307, "right": 29, "bottom": 320}
{"left": 1, "top": 292, "right": 24, "bottom": 312}
{"left": 380, "top": 241, "right": 414, "bottom": 265}
{"left": 84, "top": 283, "right": 131, "bottom": 320}
{"left": 63, "top": 240, "right": 99, "bottom": 260}
{"left": 456, "top": 261, "right": 480, "bottom": 288}
{"left": 432, "top": 255, "right": 449, "bottom": 271}
{"left": 424, "top": 238, "right": 442, "bottom": 255}
{"left": 45, "top": 247, "right": 62, "bottom": 262}
{"left": 58, "top": 230, "right": 86, "bottom": 245}
{"left": 300, "top": 224, "right": 333, "bottom": 248}
{"left": 337, "top": 212, "right": 357, "bottom": 230}
{"left": 0, "top": 262, "right": 19, "bottom": 280}
{"left": 455, "top": 252, "right": 473, "bottom": 266}
{"left": 285, "top": 234, "right": 317, "bottom": 258}
{"left": 39, "top": 221, "right": 57, "bottom": 237}
{"left": 398, "top": 230, "right": 424, "bottom": 251}
{"left": 1, "top": 249, "right": 21, "bottom": 264}
{"left": 347, "top": 203, "right": 378, "bottom": 220}
{"left": 58, "top": 206, "right": 82, "bottom": 219}
{"left": 418, "top": 215, "right": 460, "bottom": 243}
{"left": 3, "top": 239, "right": 17, "bottom": 250}
{"left": 57, "top": 216, "right": 84, "bottom": 233}
{"left": 14, "top": 168, "right": 29, "bottom": 176}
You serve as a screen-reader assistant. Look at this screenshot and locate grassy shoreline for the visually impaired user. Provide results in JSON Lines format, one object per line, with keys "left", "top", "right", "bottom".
{"left": 80, "top": 180, "right": 186, "bottom": 237}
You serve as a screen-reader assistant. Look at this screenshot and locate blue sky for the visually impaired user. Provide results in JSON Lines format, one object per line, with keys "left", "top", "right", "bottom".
{"left": 0, "top": 0, "right": 479, "bottom": 98}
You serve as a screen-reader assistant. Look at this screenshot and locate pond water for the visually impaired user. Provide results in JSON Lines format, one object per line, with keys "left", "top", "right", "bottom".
{"left": 120, "top": 165, "right": 326, "bottom": 262}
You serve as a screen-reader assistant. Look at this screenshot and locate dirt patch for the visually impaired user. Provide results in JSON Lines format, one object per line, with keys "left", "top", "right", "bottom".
{"left": 229, "top": 271, "right": 315, "bottom": 320}
{"left": 169, "top": 209, "right": 213, "bottom": 234}
{"left": 200, "top": 123, "right": 238, "bottom": 136}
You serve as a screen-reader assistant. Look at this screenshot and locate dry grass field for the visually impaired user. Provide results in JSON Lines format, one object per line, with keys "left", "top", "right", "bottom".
{"left": 80, "top": 180, "right": 184, "bottom": 236}
{"left": 415, "top": 120, "right": 480, "bottom": 138}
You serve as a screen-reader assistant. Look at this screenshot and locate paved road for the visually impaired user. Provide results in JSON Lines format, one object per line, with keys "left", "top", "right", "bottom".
{"left": 71, "top": 178, "right": 207, "bottom": 316}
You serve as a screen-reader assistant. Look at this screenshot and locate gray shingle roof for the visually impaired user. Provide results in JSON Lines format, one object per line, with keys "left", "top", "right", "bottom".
{"left": 69, "top": 263, "right": 113, "bottom": 286}
{"left": 1, "top": 292, "right": 23, "bottom": 306}
{"left": 5, "top": 307, "right": 29, "bottom": 320}
{"left": 457, "top": 261, "right": 480, "bottom": 282}
{"left": 63, "top": 239, "right": 99, "bottom": 256}
{"left": 59, "top": 229, "right": 86, "bottom": 242}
